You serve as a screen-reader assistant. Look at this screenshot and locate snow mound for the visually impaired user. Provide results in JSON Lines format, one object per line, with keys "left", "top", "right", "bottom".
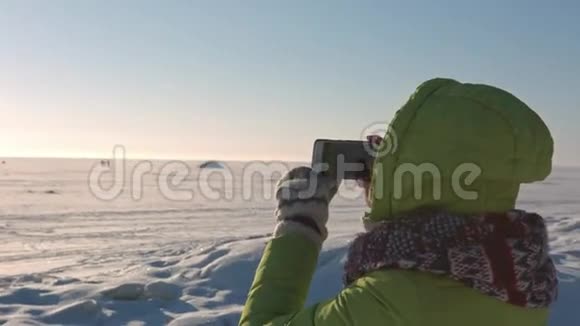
{"left": 101, "top": 283, "right": 145, "bottom": 300}
{"left": 42, "top": 300, "right": 102, "bottom": 324}
{"left": 198, "top": 161, "right": 224, "bottom": 169}
{"left": 144, "top": 281, "right": 182, "bottom": 301}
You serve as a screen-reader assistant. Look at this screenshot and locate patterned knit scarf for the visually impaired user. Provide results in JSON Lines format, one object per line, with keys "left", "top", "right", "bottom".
{"left": 344, "top": 210, "right": 558, "bottom": 308}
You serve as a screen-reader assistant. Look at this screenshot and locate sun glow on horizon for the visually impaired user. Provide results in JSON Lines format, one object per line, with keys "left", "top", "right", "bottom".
{"left": 0, "top": 148, "right": 310, "bottom": 163}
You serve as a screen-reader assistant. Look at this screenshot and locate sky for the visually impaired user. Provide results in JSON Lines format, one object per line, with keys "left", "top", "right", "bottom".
{"left": 0, "top": 0, "right": 579, "bottom": 165}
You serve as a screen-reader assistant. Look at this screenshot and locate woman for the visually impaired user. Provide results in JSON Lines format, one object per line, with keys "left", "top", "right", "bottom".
{"left": 239, "top": 78, "right": 558, "bottom": 326}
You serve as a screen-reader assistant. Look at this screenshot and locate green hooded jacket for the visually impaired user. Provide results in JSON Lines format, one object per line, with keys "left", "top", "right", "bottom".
{"left": 239, "top": 78, "right": 554, "bottom": 326}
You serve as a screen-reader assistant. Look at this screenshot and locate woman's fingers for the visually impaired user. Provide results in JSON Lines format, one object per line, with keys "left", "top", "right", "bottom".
{"left": 356, "top": 178, "right": 369, "bottom": 189}
{"left": 367, "top": 135, "right": 383, "bottom": 151}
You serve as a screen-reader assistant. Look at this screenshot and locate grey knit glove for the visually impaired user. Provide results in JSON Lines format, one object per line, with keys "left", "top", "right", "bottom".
{"left": 274, "top": 166, "right": 339, "bottom": 246}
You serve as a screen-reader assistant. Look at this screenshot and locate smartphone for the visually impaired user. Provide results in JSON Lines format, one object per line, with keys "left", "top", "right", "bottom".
{"left": 311, "top": 139, "right": 374, "bottom": 180}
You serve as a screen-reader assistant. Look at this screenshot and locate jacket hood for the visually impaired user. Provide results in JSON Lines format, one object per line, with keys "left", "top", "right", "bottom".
{"left": 367, "top": 78, "right": 553, "bottom": 221}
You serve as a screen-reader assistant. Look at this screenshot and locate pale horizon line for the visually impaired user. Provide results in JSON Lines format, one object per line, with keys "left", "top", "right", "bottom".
{"left": 0, "top": 154, "right": 310, "bottom": 164}
{"left": 1, "top": 154, "right": 579, "bottom": 169}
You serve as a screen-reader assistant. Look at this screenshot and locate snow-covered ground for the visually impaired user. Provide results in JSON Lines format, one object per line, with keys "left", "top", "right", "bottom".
{"left": 0, "top": 159, "right": 578, "bottom": 325}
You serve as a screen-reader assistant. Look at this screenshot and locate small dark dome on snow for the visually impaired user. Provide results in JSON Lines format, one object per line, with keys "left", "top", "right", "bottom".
{"left": 199, "top": 161, "right": 224, "bottom": 169}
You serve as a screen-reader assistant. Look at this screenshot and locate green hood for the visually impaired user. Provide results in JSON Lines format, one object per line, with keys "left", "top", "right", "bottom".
{"left": 367, "top": 78, "right": 553, "bottom": 221}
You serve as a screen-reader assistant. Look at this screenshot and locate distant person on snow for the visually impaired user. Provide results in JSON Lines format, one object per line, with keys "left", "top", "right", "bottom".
{"left": 239, "top": 78, "right": 557, "bottom": 326}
